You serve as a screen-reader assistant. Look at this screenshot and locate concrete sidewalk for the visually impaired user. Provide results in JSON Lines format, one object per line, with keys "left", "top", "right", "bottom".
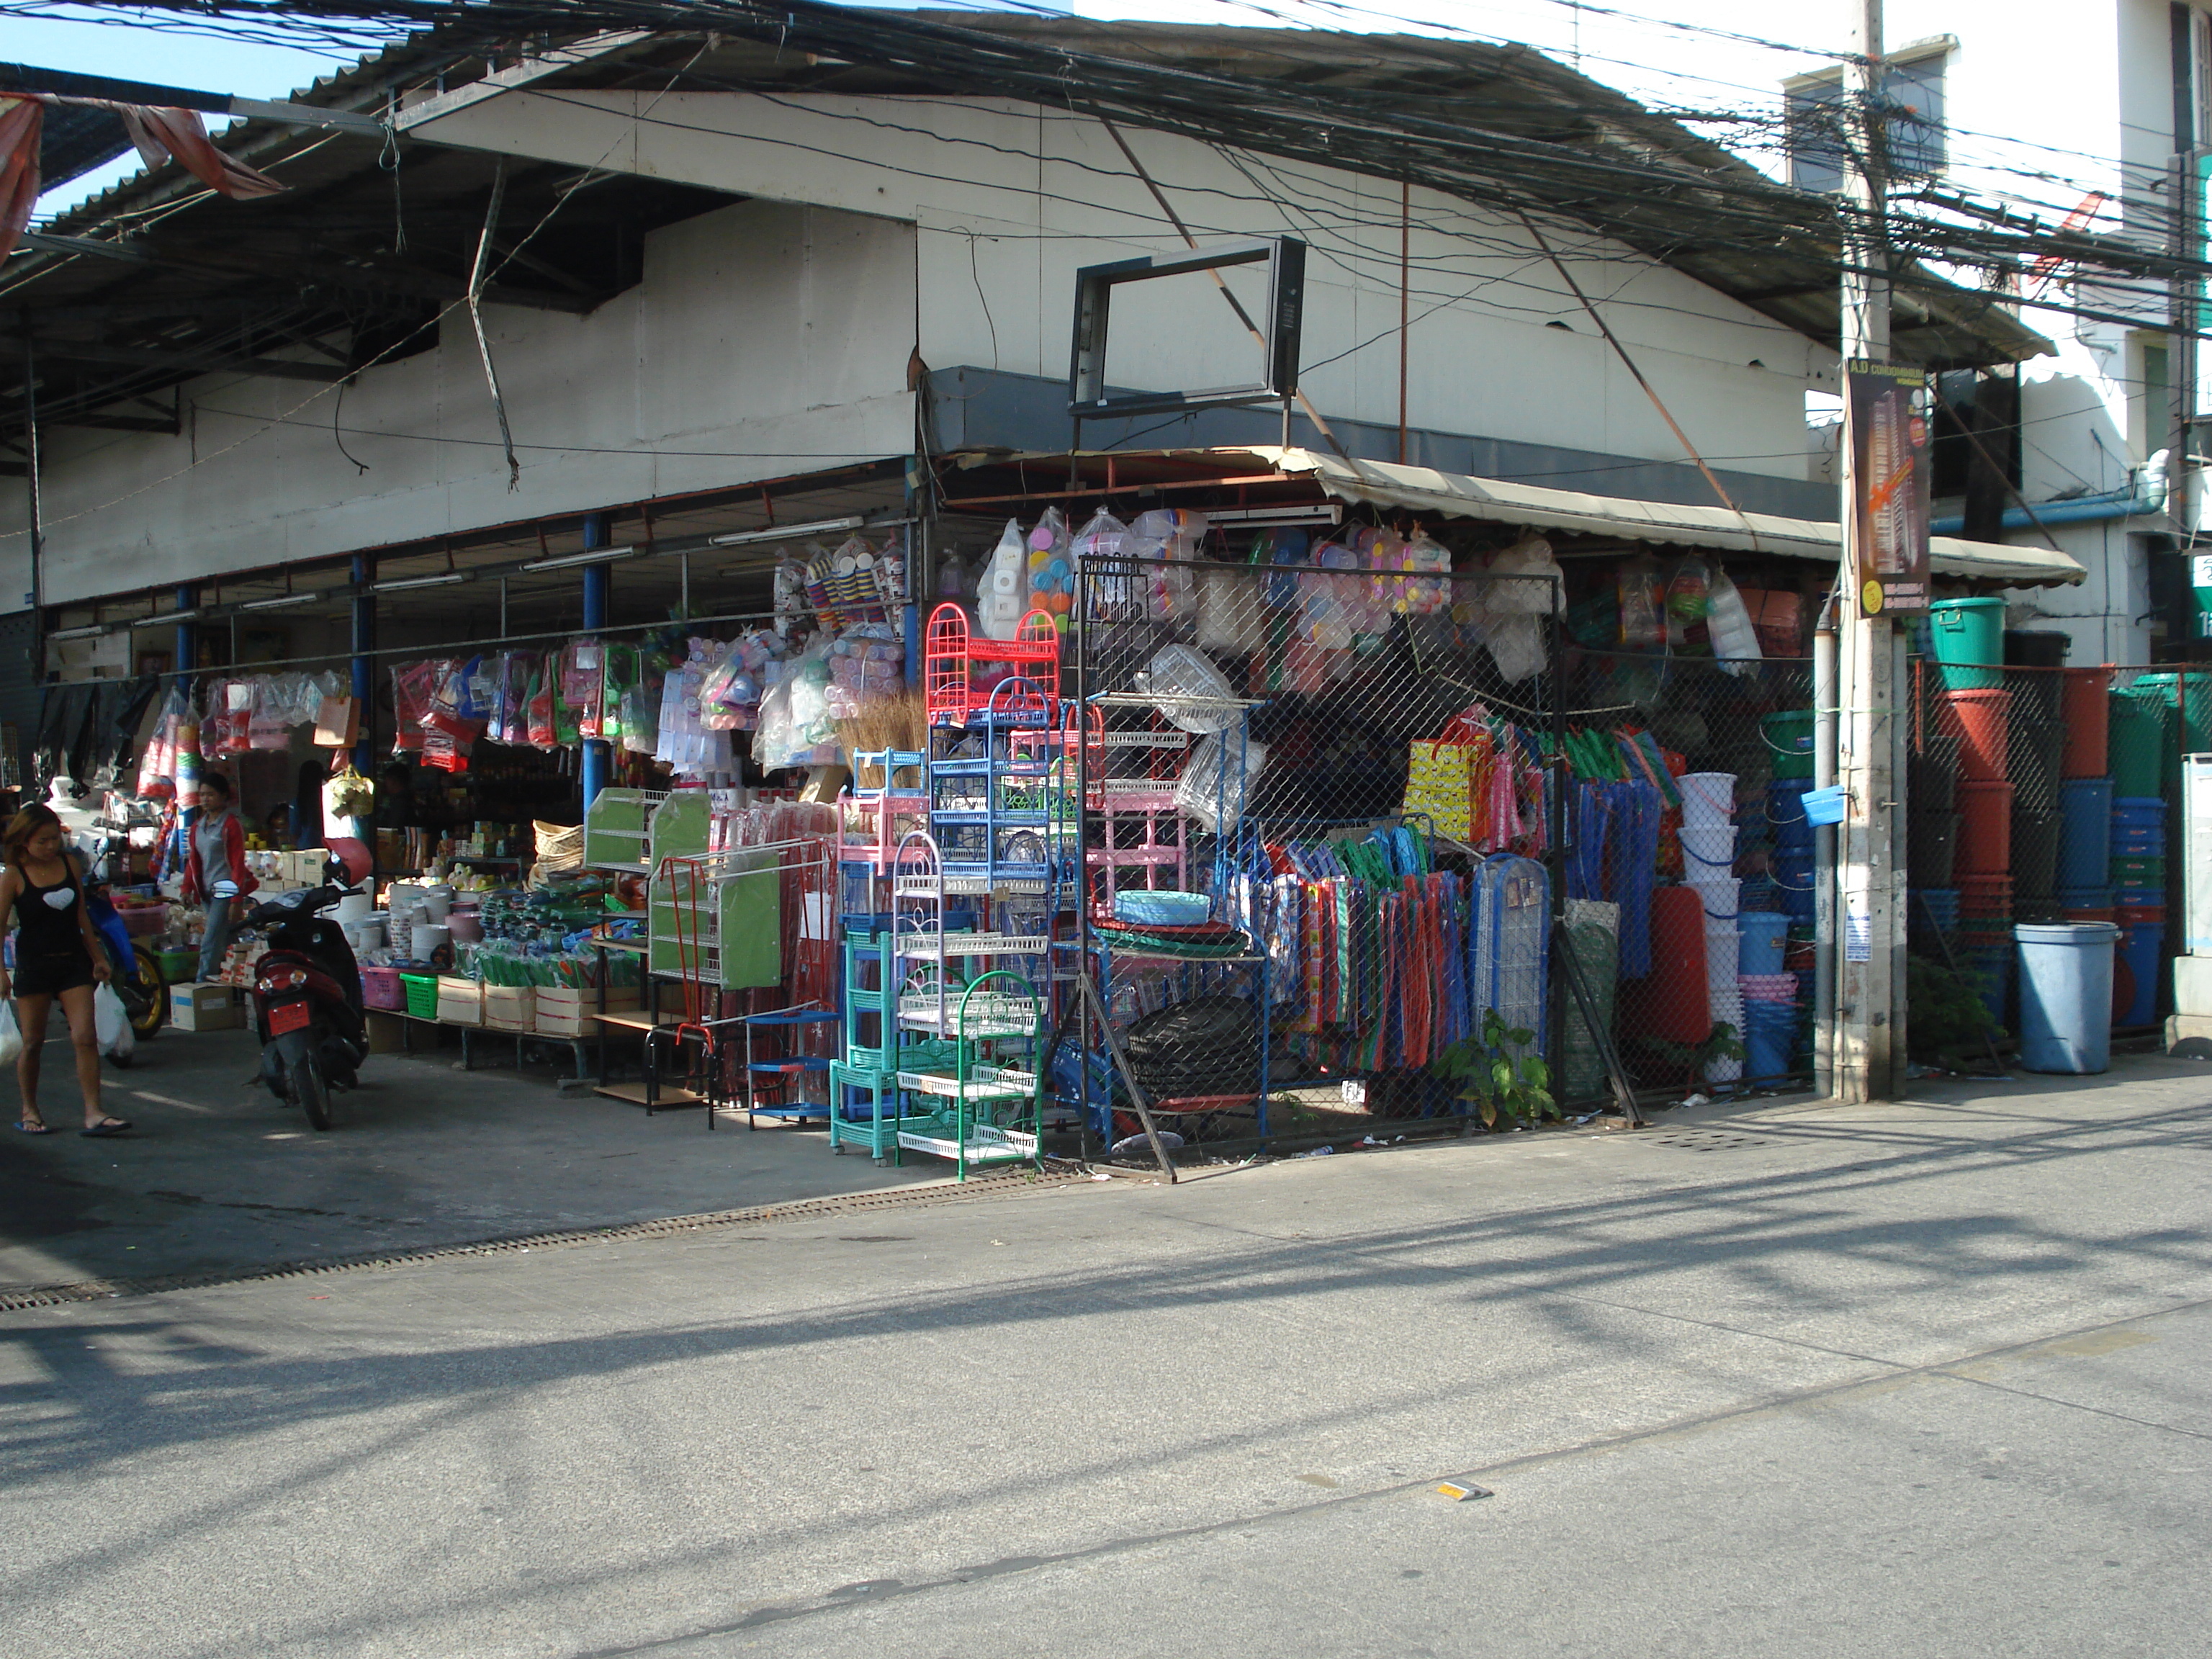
{"left": 0, "top": 1022, "right": 944, "bottom": 1294}
{"left": 2, "top": 1053, "right": 2208, "bottom": 1657}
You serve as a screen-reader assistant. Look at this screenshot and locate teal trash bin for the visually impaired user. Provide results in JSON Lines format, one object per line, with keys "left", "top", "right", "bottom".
{"left": 1929, "top": 598, "right": 2005, "bottom": 690}
{"left": 2013, "top": 922, "right": 2120, "bottom": 1074}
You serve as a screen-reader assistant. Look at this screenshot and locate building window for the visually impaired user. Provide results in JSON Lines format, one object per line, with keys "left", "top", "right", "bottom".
{"left": 1786, "top": 42, "right": 1950, "bottom": 194}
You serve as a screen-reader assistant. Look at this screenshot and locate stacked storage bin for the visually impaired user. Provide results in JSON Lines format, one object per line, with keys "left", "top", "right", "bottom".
{"left": 2111, "top": 796, "right": 2167, "bottom": 1026}
{"left": 1936, "top": 673, "right": 2014, "bottom": 1032}
{"left": 1768, "top": 777, "right": 1817, "bottom": 922}
{"left": 2003, "top": 655, "right": 2064, "bottom": 922}
{"left": 1680, "top": 773, "right": 1743, "bottom": 1084}
{"left": 1736, "top": 909, "right": 1794, "bottom": 1082}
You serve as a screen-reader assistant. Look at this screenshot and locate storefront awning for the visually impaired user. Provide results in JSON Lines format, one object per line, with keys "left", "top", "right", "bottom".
{"left": 1263, "top": 449, "right": 2087, "bottom": 588}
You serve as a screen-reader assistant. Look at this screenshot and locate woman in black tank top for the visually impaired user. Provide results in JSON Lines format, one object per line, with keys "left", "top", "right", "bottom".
{"left": 1, "top": 804, "right": 125, "bottom": 1136}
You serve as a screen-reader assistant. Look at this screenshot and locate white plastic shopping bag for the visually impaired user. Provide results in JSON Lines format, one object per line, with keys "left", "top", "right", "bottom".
{"left": 94, "top": 983, "right": 134, "bottom": 1060}
{"left": 0, "top": 1000, "right": 20, "bottom": 1068}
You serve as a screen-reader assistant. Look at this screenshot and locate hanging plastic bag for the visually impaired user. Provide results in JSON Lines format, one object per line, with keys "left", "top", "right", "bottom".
{"left": 94, "top": 983, "right": 133, "bottom": 1060}
{"left": 976, "top": 518, "right": 1029, "bottom": 640}
{"left": 525, "top": 664, "right": 557, "bottom": 749}
{"left": 0, "top": 1000, "right": 20, "bottom": 1068}
{"left": 1617, "top": 554, "right": 1665, "bottom": 650}
{"left": 1054, "top": 507, "right": 1117, "bottom": 627}
{"left": 1706, "top": 565, "right": 1764, "bottom": 677}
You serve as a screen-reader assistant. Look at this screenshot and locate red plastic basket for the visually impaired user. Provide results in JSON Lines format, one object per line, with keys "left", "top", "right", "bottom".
{"left": 362, "top": 965, "right": 405, "bottom": 1010}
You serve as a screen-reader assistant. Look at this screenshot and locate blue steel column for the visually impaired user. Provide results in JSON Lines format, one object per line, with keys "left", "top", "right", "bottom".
{"left": 579, "top": 513, "right": 611, "bottom": 808}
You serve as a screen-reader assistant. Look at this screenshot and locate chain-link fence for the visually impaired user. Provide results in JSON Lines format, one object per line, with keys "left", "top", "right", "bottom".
{"left": 1906, "top": 650, "right": 2208, "bottom": 1056}
{"left": 1058, "top": 544, "right": 1823, "bottom": 1155}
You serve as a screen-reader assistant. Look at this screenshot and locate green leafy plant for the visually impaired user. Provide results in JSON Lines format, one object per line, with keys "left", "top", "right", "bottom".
{"left": 1642, "top": 1021, "right": 1749, "bottom": 1092}
{"left": 1430, "top": 1009, "right": 1557, "bottom": 1128}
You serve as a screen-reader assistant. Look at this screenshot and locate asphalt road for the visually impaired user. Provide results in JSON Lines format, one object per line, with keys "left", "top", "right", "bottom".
{"left": 4, "top": 1056, "right": 2209, "bottom": 1657}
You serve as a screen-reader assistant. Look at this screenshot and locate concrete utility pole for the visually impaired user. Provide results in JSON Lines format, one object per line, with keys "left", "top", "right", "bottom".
{"left": 1833, "top": 0, "right": 1907, "bottom": 1101}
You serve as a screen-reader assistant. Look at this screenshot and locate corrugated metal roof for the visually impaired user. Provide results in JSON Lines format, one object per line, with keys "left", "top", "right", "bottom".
{"left": 1264, "top": 449, "right": 2085, "bottom": 586}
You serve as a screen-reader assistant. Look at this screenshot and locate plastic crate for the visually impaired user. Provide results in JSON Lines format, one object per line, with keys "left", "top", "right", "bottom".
{"left": 363, "top": 966, "right": 405, "bottom": 1010}
{"left": 400, "top": 971, "right": 439, "bottom": 1020}
{"left": 156, "top": 948, "right": 198, "bottom": 982}
{"left": 117, "top": 904, "right": 167, "bottom": 938}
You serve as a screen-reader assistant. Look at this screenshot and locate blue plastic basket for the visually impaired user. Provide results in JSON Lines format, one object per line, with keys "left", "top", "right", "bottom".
{"left": 1113, "top": 889, "right": 1212, "bottom": 927}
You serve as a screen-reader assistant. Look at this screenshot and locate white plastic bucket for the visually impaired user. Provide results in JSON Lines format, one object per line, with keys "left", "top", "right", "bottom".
{"left": 410, "top": 923, "right": 450, "bottom": 961}
{"left": 333, "top": 890, "right": 374, "bottom": 925}
{"left": 1680, "top": 824, "right": 1738, "bottom": 876}
{"left": 421, "top": 886, "right": 454, "bottom": 922}
{"left": 1678, "top": 773, "right": 1737, "bottom": 832}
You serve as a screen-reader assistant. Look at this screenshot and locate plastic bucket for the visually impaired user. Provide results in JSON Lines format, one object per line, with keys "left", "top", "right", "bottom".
{"left": 2112, "top": 796, "right": 2167, "bottom": 830}
{"left": 1678, "top": 773, "right": 1737, "bottom": 832}
{"left": 2110, "top": 854, "right": 2166, "bottom": 884}
{"left": 2108, "top": 695, "right": 2168, "bottom": 796}
{"left": 1743, "top": 999, "right": 1796, "bottom": 1080}
{"left": 1737, "top": 911, "right": 1789, "bottom": 976}
{"left": 1907, "top": 810, "right": 1959, "bottom": 888}
{"left": 2011, "top": 809, "right": 2061, "bottom": 902}
{"left": 2054, "top": 779, "right": 2113, "bottom": 889}
{"left": 1679, "top": 824, "right": 1739, "bottom": 877}
{"left": 1935, "top": 688, "right": 2012, "bottom": 781}
{"left": 2007, "top": 718, "right": 2064, "bottom": 802}
{"left": 2060, "top": 667, "right": 2110, "bottom": 777}
{"left": 2015, "top": 922, "right": 2120, "bottom": 1074}
{"left": 1738, "top": 972, "right": 1799, "bottom": 1003}
{"left": 1910, "top": 742, "right": 1959, "bottom": 811}
{"left": 1954, "top": 780, "right": 2014, "bottom": 873}
{"left": 1772, "top": 855, "right": 1817, "bottom": 921}
{"left": 1930, "top": 598, "right": 2006, "bottom": 688}
{"left": 2112, "top": 921, "right": 2164, "bottom": 1027}
{"left": 1768, "top": 780, "right": 1816, "bottom": 850}
{"left": 1956, "top": 874, "right": 2013, "bottom": 917}
{"left": 1763, "top": 711, "right": 1817, "bottom": 779}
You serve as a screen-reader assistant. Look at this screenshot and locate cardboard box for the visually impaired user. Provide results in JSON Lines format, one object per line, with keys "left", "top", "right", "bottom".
{"left": 482, "top": 984, "right": 534, "bottom": 1032}
{"left": 169, "top": 981, "right": 241, "bottom": 1032}
{"left": 436, "top": 976, "right": 485, "bottom": 1026}
{"left": 364, "top": 1010, "right": 408, "bottom": 1053}
{"left": 534, "top": 984, "right": 642, "bottom": 1037}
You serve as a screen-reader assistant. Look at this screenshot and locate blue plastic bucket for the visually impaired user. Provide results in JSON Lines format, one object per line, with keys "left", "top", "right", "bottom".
{"left": 1743, "top": 999, "right": 1796, "bottom": 1080}
{"left": 1737, "top": 911, "right": 1789, "bottom": 976}
{"left": 1773, "top": 853, "right": 1816, "bottom": 920}
{"left": 2055, "top": 779, "right": 2113, "bottom": 889}
{"left": 2112, "top": 797, "right": 2167, "bottom": 829}
{"left": 2114, "top": 921, "right": 2163, "bottom": 1027}
{"left": 2015, "top": 922, "right": 2120, "bottom": 1074}
{"left": 1768, "top": 780, "right": 1816, "bottom": 850}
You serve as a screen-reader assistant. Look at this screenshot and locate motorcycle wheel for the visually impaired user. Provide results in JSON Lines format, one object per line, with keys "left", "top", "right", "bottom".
{"left": 120, "top": 943, "right": 168, "bottom": 1040}
{"left": 294, "top": 1052, "right": 333, "bottom": 1132}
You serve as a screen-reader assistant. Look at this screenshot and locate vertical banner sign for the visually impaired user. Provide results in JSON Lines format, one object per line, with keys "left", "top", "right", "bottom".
{"left": 1843, "top": 360, "right": 1933, "bottom": 615}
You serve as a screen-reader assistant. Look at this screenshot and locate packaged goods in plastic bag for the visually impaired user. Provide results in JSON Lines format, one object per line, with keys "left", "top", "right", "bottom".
{"left": 977, "top": 518, "right": 1029, "bottom": 640}
{"left": 1617, "top": 554, "right": 1664, "bottom": 649}
{"left": 1123, "top": 508, "right": 1205, "bottom": 621}
{"left": 1175, "top": 731, "right": 1269, "bottom": 833}
{"left": 0, "top": 1001, "right": 20, "bottom": 1066}
{"left": 1061, "top": 507, "right": 1122, "bottom": 622}
{"left": 94, "top": 983, "right": 132, "bottom": 1060}
{"left": 1706, "top": 565, "right": 1763, "bottom": 676}
{"left": 1663, "top": 555, "right": 1712, "bottom": 649}
{"left": 1025, "top": 505, "right": 1074, "bottom": 634}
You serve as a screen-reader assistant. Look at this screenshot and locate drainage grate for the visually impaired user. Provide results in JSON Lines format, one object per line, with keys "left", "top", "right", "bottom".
{"left": 0, "top": 1166, "right": 1087, "bottom": 1313}
{"left": 1640, "top": 1128, "right": 1771, "bottom": 1151}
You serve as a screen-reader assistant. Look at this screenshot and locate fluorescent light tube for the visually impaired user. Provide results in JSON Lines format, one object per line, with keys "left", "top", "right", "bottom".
{"left": 708, "top": 516, "right": 865, "bottom": 548}
{"left": 1203, "top": 504, "right": 1341, "bottom": 526}
{"left": 129, "top": 609, "right": 199, "bottom": 627}
{"left": 374, "top": 572, "right": 467, "bottom": 592}
{"left": 242, "top": 591, "right": 324, "bottom": 610}
{"left": 519, "top": 544, "right": 635, "bottom": 572}
{"left": 49, "top": 623, "right": 111, "bottom": 641}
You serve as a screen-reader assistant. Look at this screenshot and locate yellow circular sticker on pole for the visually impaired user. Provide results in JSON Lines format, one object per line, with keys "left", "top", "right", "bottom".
{"left": 1861, "top": 578, "right": 1886, "bottom": 615}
